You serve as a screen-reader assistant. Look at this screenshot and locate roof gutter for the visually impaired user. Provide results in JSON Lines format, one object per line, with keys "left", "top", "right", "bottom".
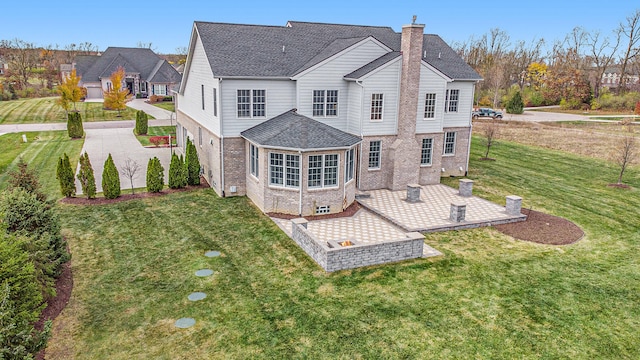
{"left": 355, "top": 79, "right": 365, "bottom": 190}
{"left": 218, "top": 76, "right": 291, "bottom": 80}
{"left": 236, "top": 140, "right": 361, "bottom": 153}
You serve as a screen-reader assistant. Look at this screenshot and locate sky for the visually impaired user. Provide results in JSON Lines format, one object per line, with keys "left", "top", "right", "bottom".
{"left": 1, "top": 0, "right": 637, "bottom": 54}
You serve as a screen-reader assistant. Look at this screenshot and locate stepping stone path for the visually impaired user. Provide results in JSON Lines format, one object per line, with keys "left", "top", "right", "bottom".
{"left": 195, "top": 269, "right": 214, "bottom": 277}
{"left": 175, "top": 317, "right": 196, "bottom": 328}
{"left": 175, "top": 251, "right": 221, "bottom": 329}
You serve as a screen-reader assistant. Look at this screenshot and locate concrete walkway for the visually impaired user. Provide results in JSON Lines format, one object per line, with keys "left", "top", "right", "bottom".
{"left": 127, "top": 98, "right": 175, "bottom": 120}
{"left": 76, "top": 128, "right": 179, "bottom": 194}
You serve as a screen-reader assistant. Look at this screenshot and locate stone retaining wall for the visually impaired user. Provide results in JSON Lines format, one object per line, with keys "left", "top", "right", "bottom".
{"left": 291, "top": 218, "right": 424, "bottom": 272}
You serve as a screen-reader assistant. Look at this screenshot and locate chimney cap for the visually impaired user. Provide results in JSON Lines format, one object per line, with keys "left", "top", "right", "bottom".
{"left": 402, "top": 23, "right": 425, "bottom": 29}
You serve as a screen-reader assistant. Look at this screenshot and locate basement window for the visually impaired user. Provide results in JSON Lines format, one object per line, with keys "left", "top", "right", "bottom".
{"left": 315, "top": 205, "right": 330, "bottom": 214}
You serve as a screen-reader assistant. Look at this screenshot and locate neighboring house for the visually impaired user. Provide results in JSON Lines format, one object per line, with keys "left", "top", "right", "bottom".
{"left": 0, "top": 56, "right": 8, "bottom": 75}
{"left": 70, "top": 47, "right": 182, "bottom": 99}
{"left": 176, "top": 20, "right": 481, "bottom": 216}
{"left": 601, "top": 66, "right": 640, "bottom": 89}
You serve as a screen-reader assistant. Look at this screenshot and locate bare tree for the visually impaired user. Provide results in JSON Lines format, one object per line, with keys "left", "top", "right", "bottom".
{"left": 587, "top": 29, "right": 621, "bottom": 98}
{"left": 612, "top": 128, "right": 637, "bottom": 185}
{"left": 618, "top": 9, "right": 640, "bottom": 92}
{"left": 121, "top": 158, "right": 141, "bottom": 194}
{"left": 481, "top": 121, "right": 500, "bottom": 159}
{"left": 3, "top": 38, "right": 38, "bottom": 90}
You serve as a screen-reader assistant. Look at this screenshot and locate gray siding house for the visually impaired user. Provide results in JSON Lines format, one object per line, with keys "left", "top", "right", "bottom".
{"left": 72, "top": 47, "right": 182, "bottom": 99}
{"left": 176, "top": 20, "right": 481, "bottom": 216}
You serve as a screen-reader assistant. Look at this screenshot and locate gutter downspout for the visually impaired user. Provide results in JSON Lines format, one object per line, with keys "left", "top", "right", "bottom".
{"left": 465, "top": 82, "right": 477, "bottom": 177}
{"left": 298, "top": 150, "right": 303, "bottom": 216}
{"left": 355, "top": 80, "right": 365, "bottom": 189}
{"left": 219, "top": 78, "right": 225, "bottom": 197}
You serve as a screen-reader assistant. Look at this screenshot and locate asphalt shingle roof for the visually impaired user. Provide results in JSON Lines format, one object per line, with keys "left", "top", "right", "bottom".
{"left": 76, "top": 47, "right": 182, "bottom": 84}
{"left": 193, "top": 20, "right": 480, "bottom": 80}
{"left": 344, "top": 51, "right": 401, "bottom": 79}
{"left": 241, "top": 109, "right": 362, "bottom": 150}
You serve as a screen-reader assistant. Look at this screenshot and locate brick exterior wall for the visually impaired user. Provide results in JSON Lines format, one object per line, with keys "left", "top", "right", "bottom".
{"left": 291, "top": 218, "right": 425, "bottom": 272}
{"left": 222, "top": 137, "right": 246, "bottom": 196}
{"left": 388, "top": 24, "right": 426, "bottom": 190}
{"left": 417, "top": 133, "right": 445, "bottom": 184}
{"left": 250, "top": 147, "right": 357, "bottom": 216}
{"left": 440, "top": 126, "right": 471, "bottom": 177}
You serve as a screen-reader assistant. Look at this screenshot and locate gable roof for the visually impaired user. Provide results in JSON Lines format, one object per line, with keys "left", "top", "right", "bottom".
{"left": 75, "top": 47, "right": 182, "bottom": 84}
{"left": 192, "top": 20, "right": 480, "bottom": 81}
{"left": 241, "top": 109, "right": 362, "bottom": 150}
{"left": 148, "top": 60, "right": 183, "bottom": 83}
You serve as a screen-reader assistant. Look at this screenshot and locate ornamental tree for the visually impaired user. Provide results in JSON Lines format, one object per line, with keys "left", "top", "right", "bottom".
{"left": 56, "top": 153, "right": 76, "bottom": 197}
{"left": 103, "top": 66, "right": 133, "bottom": 115}
{"left": 77, "top": 152, "right": 96, "bottom": 199}
{"left": 102, "top": 154, "right": 121, "bottom": 199}
{"left": 57, "top": 69, "right": 83, "bottom": 112}
{"left": 185, "top": 138, "right": 201, "bottom": 185}
{"left": 146, "top": 157, "right": 165, "bottom": 193}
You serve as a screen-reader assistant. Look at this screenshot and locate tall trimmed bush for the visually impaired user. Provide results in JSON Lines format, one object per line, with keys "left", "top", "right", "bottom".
{"left": 506, "top": 91, "right": 524, "bottom": 114}
{"left": 135, "top": 110, "right": 148, "bottom": 135}
{"left": 102, "top": 154, "right": 121, "bottom": 199}
{"left": 168, "top": 153, "right": 187, "bottom": 189}
{"left": 185, "top": 138, "right": 201, "bottom": 185}
{"left": 67, "top": 111, "right": 83, "bottom": 138}
{"left": 56, "top": 153, "right": 76, "bottom": 197}
{"left": 146, "top": 157, "right": 165, "bottom": 193}
{"left": 77, "top": 152, "right": 96, "bottom": 199}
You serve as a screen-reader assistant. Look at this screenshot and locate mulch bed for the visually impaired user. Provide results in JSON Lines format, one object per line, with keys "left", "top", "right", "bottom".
{"left": 59, "top": 178, "right": 210, "bottom": 205}
{"left": 267, "top": 202, "right": 360, "bottom": 221}
{"left": 494, "top": 209, "right": 584, "bottom": 245}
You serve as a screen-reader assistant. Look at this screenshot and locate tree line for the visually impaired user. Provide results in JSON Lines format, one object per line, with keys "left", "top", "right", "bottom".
{"left": 454, "top": 9, "right": 640, "bottom": 110}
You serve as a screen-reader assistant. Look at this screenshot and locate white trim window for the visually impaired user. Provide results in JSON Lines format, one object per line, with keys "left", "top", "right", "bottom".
{"left": 154, "top": 84, "right": 167, "bottom": 96}
{"left": 285, "top": 154, "right": 300, "bottom": 188}
{"left": 237, "top": 89, "right": 266, "bottom": 118}
{"left": 308, "top": 154, "right": 339, "bottom": 188}
{"left": 443, "top": 132, "right": 456, "bottom": 155}
{"left": 445, "top": 89, "right": 459, "bottom": 113}
{"left": 250, "top": 144, "right": 259, "bottom": 178}
{"left": 312, "top": 90, "right": 338, "bottom": 117}
{"left": 370, "top": 93, "right": 384, "bottom": 121}
{"left": 368, "top": 140, "right": 381, "bottom": 169}
{"left": 269, "top": 153, "right": 300, "bottom": 188}
{"left": 421, "top": 138, "right": 433, "bottom": 165}
{"left": 201, "top": 85, "right": 205, "bottom": 110}
{"left": 198, "top": 127, "right": 202, "bottom": 146}
{"left": 345, "top": 148, "right": 354, "bottom": 183}
{"left": 140, "top": 82, "right": 147, "bottom": 92}
{"left": 424, "top": 93, "right": 436, "bottom": 119}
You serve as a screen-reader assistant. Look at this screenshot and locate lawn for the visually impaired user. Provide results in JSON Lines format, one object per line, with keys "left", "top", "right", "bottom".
{"left": 0, "top": 131, "right": 84, "bottom": 199}
{"left": 153, "top": 101, "right": 175, "bottom": 112}
{"left": 135, "top": 126, "right": 177, "bottom": 147}
{"left": 37, "top": 135, "right": 640, "bottom": 358}
{"left": 0, "top": 97, "right": 143, "bottom": 124}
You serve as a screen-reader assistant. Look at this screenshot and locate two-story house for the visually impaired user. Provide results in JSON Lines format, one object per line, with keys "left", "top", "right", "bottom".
{"left": 176, "top": 20, "right": 481, "bottom": 216}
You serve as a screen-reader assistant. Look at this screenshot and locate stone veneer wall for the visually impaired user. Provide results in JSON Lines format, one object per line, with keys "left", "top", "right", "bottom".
{"left": 291, "top": 218, "right": 424, "bottom": 272}
{"left": 440, "top": 126, "right": 471, "bottom": 177}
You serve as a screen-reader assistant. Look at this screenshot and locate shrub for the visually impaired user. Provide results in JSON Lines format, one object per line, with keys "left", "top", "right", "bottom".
{"left": 7, "top": 158, "right": 47, "bottom": 202}
{"left": 0, "top": 232, "right": 51, "bottom": 358}
{"left": 163, "top": 96, "right": 173, "bottom": 102}
{"left": 102, "top": 154, "right": 121, "bottom": 199}
{"left": 168, "top": 153, "right": 186, "bottom": 189}
{"left": 67, "top": 111, "right": 83, "bottom": 138}
{"left": 135, "top": 110, "right": 148, "bottom": 135}
{"left": 56, "top": 153, "right": 76, "bottom": 197}
{"left": 185, "top": 138, "right": 201, "bottom": 185}
{"left": 149, "top": 136, "right": 169, "bottom": 147}
{"left": 77, "top": 152, "right": 96, "bottom": 199}
{"left": 149, "top": 95, "right": 161, "bottom": 103}
{"left": 505, "top": 91, "right": 524, "bottom": 114}
{"left": 146, "top": 157, "right": 165, "bottom": 193}
{"left": 635, "top": 101, "right": 640, "bottom": 116}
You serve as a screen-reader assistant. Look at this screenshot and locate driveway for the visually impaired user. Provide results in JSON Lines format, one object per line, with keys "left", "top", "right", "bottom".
{"left": 76, "top": 127, "right": 179, "bottom": 194}
{"left": 127, "top": 98, "right": 175, "bottom": 121}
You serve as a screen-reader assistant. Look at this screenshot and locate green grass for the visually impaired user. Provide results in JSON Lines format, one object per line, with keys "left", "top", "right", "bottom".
{"left": 134, "top": 126, "right": 177, "bottom": 147}
{"left": 0, "top": 97, "right": 144, "bottom": 124}
{"left": 42, "top": 137, "right": 640, "bottom": 359}
{"left": 0, "top": 131, "right": 84, "bottom": 199}
{"left": 152, "top": 102, "right": 175, "bottom": 112}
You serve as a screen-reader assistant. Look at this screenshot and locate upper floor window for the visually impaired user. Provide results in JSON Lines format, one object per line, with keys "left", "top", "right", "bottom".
{"left": 421, "top": 138, "right": 433, "bottom": 165}
{"left": 368, "top": 140, "right": 381, "bottom": 169}
{"left": 424, "top": 93, "right": 436, "bottom": 119}
{"left": 237, "top": 89, "right": 266, "bottom": 118}
{"left": 201, "top": 85, "right": 205, "bottom": 110}
{"left": 443, "top": 131, "right": 456, "bottom": 155}
{"left": 445, "top": 89, "right": 459, "bottom": 113}
{"left": 312, "top": 90, "right": 338, "bottom": 117}
{"left": 370, "top": 93, "right": 384, "bottom": 121}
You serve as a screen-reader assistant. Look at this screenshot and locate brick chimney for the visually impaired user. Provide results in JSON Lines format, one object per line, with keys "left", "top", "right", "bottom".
{"left": 388, "top": 23, "right": 424, "bottom": 190}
